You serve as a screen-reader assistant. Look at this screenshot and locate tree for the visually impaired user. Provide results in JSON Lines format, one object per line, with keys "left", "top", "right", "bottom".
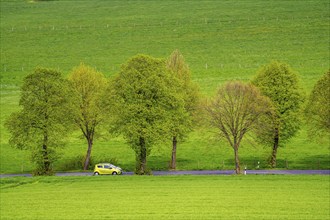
{"left": 5, "top": 68, "right": 73, "bottom": 175}
{"left": 252, "top": 61, "right": 304, "bottom": 168}
{"left": 166, "top": 49, "right": 200, "bottom": 170}
{"left": 206, "top": 81, "right": 273, "bottom": 174}
{"left": 305, "top": 70, "right": 330, "bottom": 139}
{"left": 68, "top": 63, "right": 108, "bottom": 170}
{"left": 108, "top": 54, "right": 185, "bottom": 175}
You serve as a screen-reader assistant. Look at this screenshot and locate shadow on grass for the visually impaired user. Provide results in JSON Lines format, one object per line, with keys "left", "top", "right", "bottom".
{"left": 294, "top": 155, "right": 330, "bottom": 170}
{"left": 237, "top": 156, "right": 269, "bottom": 170}
{"left": 240, "top": 155, "right": 330, "bottom": 170}
{"left": 148, "top": 156, "right": 196, "bottom": 171}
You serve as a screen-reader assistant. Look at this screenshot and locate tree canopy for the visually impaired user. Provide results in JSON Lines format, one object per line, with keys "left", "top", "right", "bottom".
{"left": 252, "top": 61, "right": 305, "bottom": 168}
{"left": 108, "top": 54, "right": 185, "bottom": 174}
{"left": 5, "top": 68, "right": 73, "bottom": 175}
{"left": 206, "top": 81, "right": 273, "bottom": 174}
{"left": 68, "top": 63, "right": 108, "bottom": 170}
{"left": 305, "top": 70, "right": 330, "bottom": 139}
{"left": 166, "top": 49, "right": 200, "bottom": 169}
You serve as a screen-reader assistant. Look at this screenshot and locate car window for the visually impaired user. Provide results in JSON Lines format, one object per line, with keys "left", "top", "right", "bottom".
{"left": 97, "top": 165, "right": 102, "bottom": 168}
{"left": 104, "top": 165, "right": 110, "bottom": 169}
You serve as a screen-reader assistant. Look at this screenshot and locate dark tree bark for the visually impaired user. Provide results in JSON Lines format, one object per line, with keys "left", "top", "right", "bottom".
{"left": 81, "top": 123, "right": 95, "bottom": 170}
{"left": 170, "top": 136, "right": 177, "bottom": 170}
{"left": 234, "top": 144, "right": 240, "bottom": 174}
{"left": 40, "top": 132, "right": 52, "bottom": 175}
{"left": 136, "top": 137, "right": 147, "bottom": 175}
{"left": 270, "top": 128, "right": 279, "bottom": 168}
{"left": 83, "top": 137, "right": 93, "bottom": 170}
{"left": 42, "top": 121, "right": 51, "bottom": 175}
{"left": 42, "top": 143, "right": 50, "bottom": 173}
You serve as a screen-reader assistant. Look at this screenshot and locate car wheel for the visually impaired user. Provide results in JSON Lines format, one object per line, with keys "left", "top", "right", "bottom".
{"left": 112, "top": 171, "right": 117, "bottom": 175}
{"left": 94, "top": 172, "right": 99, "bottom": 176}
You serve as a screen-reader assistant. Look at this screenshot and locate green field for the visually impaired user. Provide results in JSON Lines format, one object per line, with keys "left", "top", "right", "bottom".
{"left": 0, "top": 0, "right": 329, "bottom": 174}
{"left": 1, "top": 175, "right": 329, "bottom": 219}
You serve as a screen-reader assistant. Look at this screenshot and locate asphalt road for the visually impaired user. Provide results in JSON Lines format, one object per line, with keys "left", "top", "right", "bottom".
{"left": 1, "top": 170, "right": 329, "bottom": 178}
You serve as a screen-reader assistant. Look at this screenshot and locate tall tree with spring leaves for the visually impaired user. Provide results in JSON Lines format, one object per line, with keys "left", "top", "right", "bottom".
{"left": 68, "top": 63, "right": 108, "bottom": 170}
{"left": 305, "top": 70, "right": 330, "bottom": 140}
{"left": 252, "top": 61, "right": 305, "bottom": 168}
{"left": 166, "top": 49, "right": 200, "bottom": 170}
{"left": 108, "top": 54, "right": 185, "bottom": 175}
{"left": 5, "top": 68, "right": 73, "bottom": 175}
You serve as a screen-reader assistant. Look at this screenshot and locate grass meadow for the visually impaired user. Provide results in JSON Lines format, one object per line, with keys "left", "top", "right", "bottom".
{"left": 0, "top": 0, "right": 329, "bottom": 173}
{"left": 1, "top": 175, "right": 329, "bottom": 219}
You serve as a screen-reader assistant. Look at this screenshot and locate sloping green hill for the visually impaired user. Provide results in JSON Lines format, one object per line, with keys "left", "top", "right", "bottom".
{"left": 1, "top": 0, "right": 329, "bottom": 173}
{"left": 1, "top": 0, "right": 329, "bottom": 89}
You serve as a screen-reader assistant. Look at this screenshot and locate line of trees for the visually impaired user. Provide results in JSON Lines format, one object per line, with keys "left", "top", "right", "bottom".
{"left": 5, "top": 51, "right": 329, "bottom": 175}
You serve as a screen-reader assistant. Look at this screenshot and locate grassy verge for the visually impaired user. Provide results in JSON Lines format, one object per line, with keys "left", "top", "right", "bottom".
{"left": 1, "top": 175, "right": 329, "bottom": 219}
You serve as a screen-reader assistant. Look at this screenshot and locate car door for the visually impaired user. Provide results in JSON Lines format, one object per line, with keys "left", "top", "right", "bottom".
{"left": 103, "top": 164, "right": 112, "bottom": 174}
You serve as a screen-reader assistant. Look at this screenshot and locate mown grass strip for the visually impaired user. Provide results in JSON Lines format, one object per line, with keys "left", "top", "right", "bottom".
{"left": 1, "top": 175, "right": 329, "bottom": 219}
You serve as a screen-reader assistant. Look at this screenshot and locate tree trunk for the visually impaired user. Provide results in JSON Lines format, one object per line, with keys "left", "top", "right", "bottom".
{"left": 42, "top": 143, "right": 51, "bottom": 174}
{"left": 170, "top": 136, "right": 177, "bottom": 170}
{"left": 136, "top": 137, "right": 147, "bottom": 175}
{"left": 270, "top": 128, "right": 279, "bottom": 168}
{"left": 41, "top": 132, "right": 51, "bottom": 175}
{"left": 40, "top": 115, "right": 52, "bottom": 175}
{"left": 83, "top": 137, "right": 93, "bottom": 170}
{"left": 234, "top": 145, "right": 240, "bottom": 174}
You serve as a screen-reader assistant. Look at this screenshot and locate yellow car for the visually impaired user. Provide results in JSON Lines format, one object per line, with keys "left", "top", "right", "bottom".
{"left": 93, "top": 163, "right": 123, "bottom": 175}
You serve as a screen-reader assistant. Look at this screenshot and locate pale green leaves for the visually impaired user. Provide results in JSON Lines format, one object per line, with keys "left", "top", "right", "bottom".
{"left": 5, "top": 68, "right": 74, "bottom": 174}
{"left": 252, "top": 61, "right": 305, "bottom": 145}
{"left": 68, "top": 63, "right": 108, "bottom": 139}
{"left": 166, "top": 50, "right": 200, "bottom": 140}
{"left": 109, "top": 54, "right": 186, "bottom": 151}
{"left": 305, "top": 70, "right": 330, "bottom": 139}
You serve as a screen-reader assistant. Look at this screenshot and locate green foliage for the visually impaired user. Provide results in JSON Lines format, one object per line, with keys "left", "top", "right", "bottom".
{"left": 5, "top": 68, "right": 73, "bottom": 175}
{"left": 1, "top": 176, "right": 329, "bottom": 219}
{"left": 108, "top": 54, "right": 185, "bottom": 174}
{"left": 166, "top": 49, "right": 201, "bottom": 169}
{"left": 166, "top": 49, "right": 200, "bottom": 139}
{"left": 305, "top": 70, "right": 330, "bottom": 140}
{"left": 68, "top": 64, "right": 108, "bottom": 131}
{"left": 252, "top": 61, "right": 305, "bottom": 167}
{"left": 68, "top": 63, "right": 108, "bottom": 170}
{"left": 252, "top": 61, "right": 305, "bottom": 143}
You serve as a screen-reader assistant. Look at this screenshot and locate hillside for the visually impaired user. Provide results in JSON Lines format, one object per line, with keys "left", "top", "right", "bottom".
{"left": 0, "top": 0, "right": 329, "bottom": 173}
